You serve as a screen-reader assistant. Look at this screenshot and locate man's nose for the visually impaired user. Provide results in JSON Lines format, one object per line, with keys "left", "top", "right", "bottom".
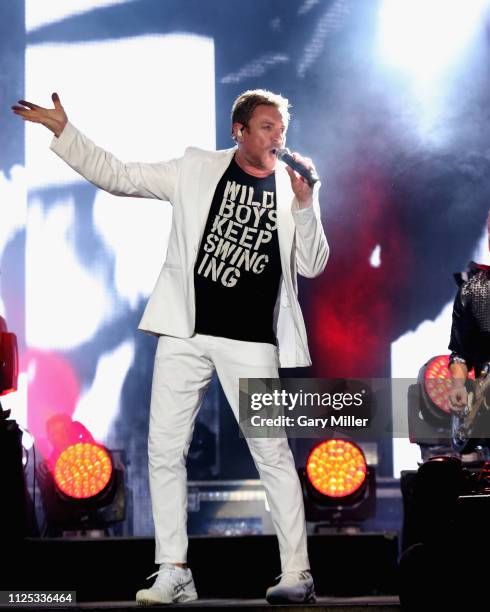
{"left": 273, "top": 131, "right": 284, "bottom": 145}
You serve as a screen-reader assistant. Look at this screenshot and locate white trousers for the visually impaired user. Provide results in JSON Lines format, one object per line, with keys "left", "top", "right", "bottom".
{"left": 148, "top": 333, "right": 310, "bottom": 573}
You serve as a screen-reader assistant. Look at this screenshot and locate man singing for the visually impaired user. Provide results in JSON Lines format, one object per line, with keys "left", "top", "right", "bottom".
{"left": 12, "top": 89, "right": 328, "bottom": 605}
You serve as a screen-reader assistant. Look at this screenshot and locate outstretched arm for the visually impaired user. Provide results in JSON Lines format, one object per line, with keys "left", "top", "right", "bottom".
{"left": 11, "top": 92, "right": 179, "bottom": 201}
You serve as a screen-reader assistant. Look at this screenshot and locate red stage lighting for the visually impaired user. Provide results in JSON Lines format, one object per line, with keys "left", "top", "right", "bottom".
{"left": 306, "top": 439, "right": 367, "bottom": 498}
{"left": 37, "top": 446, "right": 126, "bottom": 535}
{"left": 299, "top": 439, "right": 376, "bottom": 525}
{"left": 54, "top": 442, "right": 113, "bottom": 500}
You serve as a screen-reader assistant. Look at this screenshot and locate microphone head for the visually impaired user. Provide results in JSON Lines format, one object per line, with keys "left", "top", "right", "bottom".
{"left": 274, "top": 147, "right": 290, "bottom": 161}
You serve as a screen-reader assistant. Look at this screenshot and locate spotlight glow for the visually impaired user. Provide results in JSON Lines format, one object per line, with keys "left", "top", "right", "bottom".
{"left": 54, "top": 442, "right": 112, "bottom": 499}
{"left": 377, "top": 0, "right": 489, "bottom": 81}
{"left": 306, "top": 439, "right": 367, "bottom": 498}
{"left": 377, "top": 0, "right": 490, "bottom": 144}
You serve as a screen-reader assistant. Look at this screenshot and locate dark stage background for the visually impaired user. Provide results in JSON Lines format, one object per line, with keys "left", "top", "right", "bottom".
{"left": 2, "top": 0, "right": 490, "bottom": 536}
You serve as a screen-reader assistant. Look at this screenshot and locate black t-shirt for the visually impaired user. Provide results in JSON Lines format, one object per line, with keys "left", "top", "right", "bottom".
{"left": 194, "top": 157, "right": 282, "bottom": 344}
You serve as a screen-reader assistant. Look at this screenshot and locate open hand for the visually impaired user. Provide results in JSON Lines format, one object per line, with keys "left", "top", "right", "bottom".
{"left": 11, "top": 92, "right": 68, "bottom": 137}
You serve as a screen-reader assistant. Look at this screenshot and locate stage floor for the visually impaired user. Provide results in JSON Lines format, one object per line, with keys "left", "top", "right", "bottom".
{"left": 2, "top": 534, "right": 400, "bottom": 611}
{"left": 27, "top": 595, "right": 400, "bottom": 610}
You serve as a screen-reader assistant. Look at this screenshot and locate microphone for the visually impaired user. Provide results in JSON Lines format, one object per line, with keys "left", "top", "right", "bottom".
{"left": 273, "top": 148, "right": 319, "bottom": 187}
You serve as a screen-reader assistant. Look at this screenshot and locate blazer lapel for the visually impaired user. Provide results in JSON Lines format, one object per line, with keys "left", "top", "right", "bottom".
{"left": 195, "top": 147, "right": 237, "bottom": 247}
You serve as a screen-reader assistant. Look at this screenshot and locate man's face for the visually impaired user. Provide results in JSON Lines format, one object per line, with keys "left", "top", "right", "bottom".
{"left": 235, "top": 104, "right": 287, "bottom": 172}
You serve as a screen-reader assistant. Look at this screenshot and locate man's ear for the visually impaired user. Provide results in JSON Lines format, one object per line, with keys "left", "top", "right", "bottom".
{"left": 232, "top": 123, "right": 244, "bottom": 142}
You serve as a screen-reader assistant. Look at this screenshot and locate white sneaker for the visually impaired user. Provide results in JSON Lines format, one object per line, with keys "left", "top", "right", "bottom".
{"left": 136, "top": 564, "right": 198, "bottom": 605}
{"left": 266, "top": 570, "right": 316, "bottom": 604}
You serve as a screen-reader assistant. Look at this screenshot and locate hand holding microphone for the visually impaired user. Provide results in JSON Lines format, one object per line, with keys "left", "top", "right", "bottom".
{"left": 273, "top": 148, "right": 319, "bottom": 208}
{"left": 273, "top": 148, "right": 319, "bottom": 188}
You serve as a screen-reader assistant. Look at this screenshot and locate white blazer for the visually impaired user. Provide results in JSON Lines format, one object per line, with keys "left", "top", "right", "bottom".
{"left": 50, "top": 122, "right": 329, "bottom": 367}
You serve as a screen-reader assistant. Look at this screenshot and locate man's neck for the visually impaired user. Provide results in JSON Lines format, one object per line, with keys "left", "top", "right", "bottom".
{"left": 234, "top": 150, "right": 274, "bottom": 179}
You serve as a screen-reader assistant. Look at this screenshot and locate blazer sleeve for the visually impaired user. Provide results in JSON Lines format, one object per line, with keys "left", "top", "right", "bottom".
{"left": 50, "top": 121, "right": 181, "bottom": 202}
{"left": 291, "top": 183, "right": 329, "bottom": 278}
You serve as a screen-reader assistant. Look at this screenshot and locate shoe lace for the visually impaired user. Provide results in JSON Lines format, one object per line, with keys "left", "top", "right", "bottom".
{"left": 274, "top": 570, "right": 311, "bottom": 582}
{"left": 146, "top": 563, "right": 184, "bottom": 582}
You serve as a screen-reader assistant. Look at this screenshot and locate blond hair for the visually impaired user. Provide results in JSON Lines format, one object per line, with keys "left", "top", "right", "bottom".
{"left": 231, "top": 89, "right": 290, "bottom": 132}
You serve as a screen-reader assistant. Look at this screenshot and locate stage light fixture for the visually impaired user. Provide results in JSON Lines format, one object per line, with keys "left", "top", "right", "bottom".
{"left": 423, "top": 355, "right": 453, "bottom": 415}
{"left": 306, "top": 439, "right": 367, "bottom": 498}
{"left": 407, "top": 355, "right": 477, "bottom": 458}
{"left": 299, "top": 439, "right": 376, "bottom": 526}
{"left": 37, "top": 419, "right": 126, "bottom": 535}
{"left": 0, "top": 317, "right": 32, "bottom": 540}
{"left": 54, "top": 442, "right": 113, "bottom": 500}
